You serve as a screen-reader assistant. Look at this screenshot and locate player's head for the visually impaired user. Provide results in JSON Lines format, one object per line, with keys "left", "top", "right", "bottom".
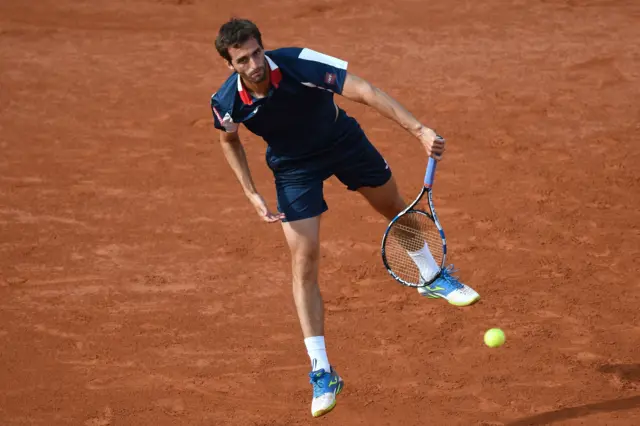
{"left": 215, "top": 18, "right": 267, "bottom": 84}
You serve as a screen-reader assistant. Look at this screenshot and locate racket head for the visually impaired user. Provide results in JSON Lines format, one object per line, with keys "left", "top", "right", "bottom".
{"left": 381, "top": 208, "right": 446, "bottom": 287}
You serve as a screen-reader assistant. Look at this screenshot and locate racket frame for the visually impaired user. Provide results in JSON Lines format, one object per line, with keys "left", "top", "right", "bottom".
{"left": 381, "top": 145, "right": 447, "bottom": 288}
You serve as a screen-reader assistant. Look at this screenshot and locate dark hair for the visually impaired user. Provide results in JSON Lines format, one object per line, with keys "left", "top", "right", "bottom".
{"left": 215, "top": 18, "right": 263, "bottom": 63}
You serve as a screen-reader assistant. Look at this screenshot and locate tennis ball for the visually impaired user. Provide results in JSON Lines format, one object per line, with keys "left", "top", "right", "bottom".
{"left": 484, "top": 328, "right": 505, "bottom": 348}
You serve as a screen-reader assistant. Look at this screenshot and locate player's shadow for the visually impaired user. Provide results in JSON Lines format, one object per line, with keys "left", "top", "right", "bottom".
{"left": 506, "top": 395, "right": 640, "bottom": 425}
{"left": 507, "top": 364, "right": 640, "bottom": 425}
{"left": 598, "top": 363, "right": 640, "bottom": 382}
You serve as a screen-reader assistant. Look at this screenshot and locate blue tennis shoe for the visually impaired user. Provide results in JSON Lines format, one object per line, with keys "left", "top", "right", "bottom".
{"left": 309, "top": 367, "right": 344, "bottom": 417}
{"left": 418, "top": 265, "right": 480, "bottom": 306}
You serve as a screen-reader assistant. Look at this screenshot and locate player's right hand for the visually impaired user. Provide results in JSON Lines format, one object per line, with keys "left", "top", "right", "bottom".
{"left": 248, "top": 193, "right": 285, "bottom": 223}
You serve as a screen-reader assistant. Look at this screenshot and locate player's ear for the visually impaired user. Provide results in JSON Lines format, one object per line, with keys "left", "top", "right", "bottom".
{"left": 225, "top": 59, "right": 234, "bottom": 71}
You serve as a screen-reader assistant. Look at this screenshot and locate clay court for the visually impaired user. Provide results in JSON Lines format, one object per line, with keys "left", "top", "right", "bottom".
{"left": 1, "top": 0, "right": 639, "bottom": 424}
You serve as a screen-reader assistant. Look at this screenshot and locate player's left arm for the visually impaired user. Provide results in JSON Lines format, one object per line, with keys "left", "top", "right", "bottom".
{"left": 340, "top": 73, "right": 444, "bottom": 158}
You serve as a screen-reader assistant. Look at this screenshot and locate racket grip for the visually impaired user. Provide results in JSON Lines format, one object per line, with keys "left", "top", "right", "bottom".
{"left": 424, "top": 135, "right": 444, "bottom": 187}
{"left": 424, "top": 158, "right": 437, "bottom": 187}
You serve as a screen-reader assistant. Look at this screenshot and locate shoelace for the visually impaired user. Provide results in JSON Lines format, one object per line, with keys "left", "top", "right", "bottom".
{"left": 309, "top": 370, "right": 326, "bottom": 383}
{"left": 309, "top": 371, "right": 329, "bottom": 396}
{"left": 437, "top": 265, "right": 464, "bottom": 290}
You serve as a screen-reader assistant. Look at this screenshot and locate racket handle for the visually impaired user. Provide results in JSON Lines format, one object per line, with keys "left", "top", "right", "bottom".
{"left": 424, "top": 157, "right": 437, "bottom": 187}
{"left": 424, "top": 135, "right": 444, "bottom": 187}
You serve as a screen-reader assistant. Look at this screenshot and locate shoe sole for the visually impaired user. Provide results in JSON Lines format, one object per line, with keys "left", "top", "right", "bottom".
{"left": 419, "top": 291, "right": 481, "bottom": 307}
{"left": 311, "top": 382, "right": 344, "bottom": 418}
{"left": 448, "top": 296, "right": 481, "bottom": 307}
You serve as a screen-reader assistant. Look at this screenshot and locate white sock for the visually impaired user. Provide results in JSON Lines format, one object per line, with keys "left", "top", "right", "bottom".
{"left": 408, "top": 242, "right": 440, "bottom": 280}
{"left": 304, "top": 336, "right": 330, "bottom": 372}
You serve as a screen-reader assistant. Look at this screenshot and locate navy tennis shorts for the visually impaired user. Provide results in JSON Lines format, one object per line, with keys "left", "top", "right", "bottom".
{"left": 266, "top": 111, "right": 391, "bottom": 222}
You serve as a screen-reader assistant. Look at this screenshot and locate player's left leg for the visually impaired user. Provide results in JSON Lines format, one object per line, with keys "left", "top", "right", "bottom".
{"left": 357, "top": 175, "right": 480, "bottom": 306}
{"left": 333, "top": 126, "right": 480, "bottom": 306}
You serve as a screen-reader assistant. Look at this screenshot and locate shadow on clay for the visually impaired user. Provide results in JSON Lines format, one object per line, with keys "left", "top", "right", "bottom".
{"left": 507, "top": 366, "right": 640, "bottom": 425}
{"left": 505, "top": 395, "right": 640, "bottom": 425}
{"left": 597, "top": 363, "right": 640, "bottom": 382}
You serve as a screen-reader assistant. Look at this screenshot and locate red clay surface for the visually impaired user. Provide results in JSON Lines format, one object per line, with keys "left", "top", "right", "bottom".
{"left": 1, "top": 0, "right": 640, "bottom": 425}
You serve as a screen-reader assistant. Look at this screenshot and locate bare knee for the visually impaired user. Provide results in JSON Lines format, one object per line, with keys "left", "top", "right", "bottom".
{"left": 281, "top": 216, "right": 322, "bottom": 286}
{"left": 371, "top": 193, "right": 406, "bottom": 221}
{"left": 384, "top": 196, "right": 407, "bottom": 220}
{"left": 291, "top": 244, "right": 320, "bottom": 285}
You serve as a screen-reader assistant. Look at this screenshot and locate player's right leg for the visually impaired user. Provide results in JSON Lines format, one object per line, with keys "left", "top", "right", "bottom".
{"left": 273, "top": 172, "right": 344, "bottom": 417}
{"left": 281, "top": 216, "right": 324, "bottom": 339}
{"left": 281, "top": 216, "right": 344, "bottom": 417}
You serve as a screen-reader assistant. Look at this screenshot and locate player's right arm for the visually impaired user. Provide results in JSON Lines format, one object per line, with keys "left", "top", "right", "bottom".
{"left": 218, "top": 130, "right": 284, "bottom": 223}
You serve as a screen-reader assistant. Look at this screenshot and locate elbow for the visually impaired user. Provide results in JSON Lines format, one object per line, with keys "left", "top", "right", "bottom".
{"left": 359, "top": 82, "right": 379, "bottom": 105}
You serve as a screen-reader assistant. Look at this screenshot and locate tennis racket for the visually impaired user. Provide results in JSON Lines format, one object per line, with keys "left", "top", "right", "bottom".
{"left": 381, "top": 137, "right": 447, "bottom": 288}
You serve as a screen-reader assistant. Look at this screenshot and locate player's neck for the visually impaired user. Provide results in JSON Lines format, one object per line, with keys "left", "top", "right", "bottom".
{"left": 242, "top": 71, "right": 271, "bottom": 99}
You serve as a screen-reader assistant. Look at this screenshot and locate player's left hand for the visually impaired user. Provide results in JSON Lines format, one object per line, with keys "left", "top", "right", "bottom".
{"left": 417, "top": 127, "right": 445, "bottom": 160}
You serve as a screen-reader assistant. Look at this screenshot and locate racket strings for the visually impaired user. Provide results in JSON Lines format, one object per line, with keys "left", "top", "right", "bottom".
{"left": 384, "top": 212, "right": 444, "bottom": 285}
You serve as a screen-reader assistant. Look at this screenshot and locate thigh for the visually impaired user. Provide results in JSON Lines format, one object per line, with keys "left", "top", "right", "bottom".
{"left": 333, "top": 128, "right": 392, "bottom": 191}
{"left": 281, "top": 215, "right": 322, "bottom": 281}
{"left": 357, "top": 174, "right": 407, "bottom": 221}
{"left": 281, "top": 215, "right": 321, "bottom": 255}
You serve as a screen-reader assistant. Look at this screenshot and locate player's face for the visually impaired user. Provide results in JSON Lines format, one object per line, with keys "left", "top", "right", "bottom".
{"left": 227, "top": 38, "right": 267, "bottom": 84}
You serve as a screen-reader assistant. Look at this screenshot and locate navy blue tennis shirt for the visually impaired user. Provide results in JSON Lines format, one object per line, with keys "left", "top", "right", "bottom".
{"left": 210, "top": 47, "right": 352, "bottom": 161}
{"left": 210, "top": 46, "right": 392, "bottom": 221}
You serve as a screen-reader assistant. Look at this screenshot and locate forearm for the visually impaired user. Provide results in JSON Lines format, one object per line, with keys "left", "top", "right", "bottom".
{"left": 219, "top": 137, "right": 259, "bottom": 196}
{"left": 342, "top": 74, "right": 429, "bottom": 137}
{"left": 355, "top": 84, "right": 426, "bottom": 136}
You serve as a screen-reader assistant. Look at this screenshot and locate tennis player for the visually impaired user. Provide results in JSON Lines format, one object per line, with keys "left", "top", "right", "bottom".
{"left": 210, "top": 18, "right": 480, "bottom": 417}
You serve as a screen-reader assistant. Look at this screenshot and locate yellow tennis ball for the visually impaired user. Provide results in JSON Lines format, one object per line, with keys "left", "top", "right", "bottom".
{"left": 484, "top": 328, "right": 505, "bottom": 348}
